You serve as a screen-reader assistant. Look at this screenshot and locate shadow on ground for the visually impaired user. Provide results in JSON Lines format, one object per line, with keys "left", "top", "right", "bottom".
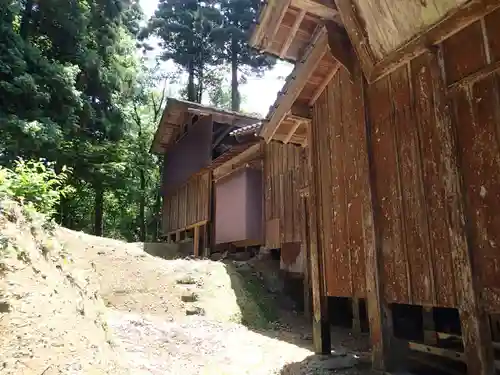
{"left": 142, "top": 241, "right": 193, "bottom": 260}
{"left": 278, "top": 353, "right": 374, "bottom": 375}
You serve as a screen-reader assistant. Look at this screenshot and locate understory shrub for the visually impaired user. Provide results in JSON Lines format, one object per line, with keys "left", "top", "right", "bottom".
{"left": 0, "top": 158, "right": 73, "bottom": 216}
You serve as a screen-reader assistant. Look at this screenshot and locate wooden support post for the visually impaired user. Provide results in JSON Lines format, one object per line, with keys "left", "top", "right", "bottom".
{"left": 175, "top": 231, "right": 181, "bottom": 242}
{"left": 423, "top": 307, "right": 438, "bottom": 346}
{"left": 361, "top": 67, "right": 396, "bottom": 371}
{"left": 308, "top": 100, "right": 331, "bottom": 354}
{"left": 351, "top": 298, "right": 362, "bottom": 334}
{"left": 302, "top": 197, "right": 312, "bottom": 319}
{"left": 193, "top": 225, "right": 200, "bottom": 258}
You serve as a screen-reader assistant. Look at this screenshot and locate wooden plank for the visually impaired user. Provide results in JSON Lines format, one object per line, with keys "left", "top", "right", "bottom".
{"left": 367, "top": 0, "right": 500, "bottom": 83}
{"left": 283, "top": 120, "right": 304, "bottom": 144}
{"left": 447, "top": 59, "right": 500, "bottom": 95}
{"left": 193, "top": 225, "right": 200, "bottom": 257}
{"left": 302, "top": 197, "right": 312, "bottom": 319}
{"left": 329, "top": 71, "right": 351, "bottom": 297}
{"left": 309, "top": 62, "right": 340, "bottom": 106}
{"left": 368, "top": 73, "right": 408, "bottom": 303}
{"left": 408, "top": 342, "right": 465, "bottom": 362}
{"left": 249, "top": 0, "right": 273, "bottom": 47}
{"left": 361, "top": 63, "right": 396, "bottom": 372}
{"left": 261, "top": 28, "right": 328, "bottom": 142}
{"left": 315, "top": 82, "right": 336, "bottom": 297}
{"left": 280, "top": 9, "right": 306, "bottom": 58}
{"left": 391, "top": 64, "right": 434, "bottom": 306}
{"left": 262, "top": 0, "right": 291, "bottom": 51}
{"left": 351, "top": 298, "right": 361, "bottom": 334}
{"left": 291, "top": 0, "right": 338, "bottom": 20}
{"left": 432, "top": 44, "right": 495, "bottom": 375}
{"left": 410, "top": 53, "right": 456, "bottom": 307}
{"left": 339, "top": 67, "right": 365, "bottom": 298}
{"left": 309, "top": 94, "right": 331, "bottom": 354}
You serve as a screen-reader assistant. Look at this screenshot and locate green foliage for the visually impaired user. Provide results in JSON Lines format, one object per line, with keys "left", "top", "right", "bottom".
{"left": 0, "top": 159, "right": 73, "bottom": 216}
{"left": 141, "top": 0, "right": 275, "bottom": 107}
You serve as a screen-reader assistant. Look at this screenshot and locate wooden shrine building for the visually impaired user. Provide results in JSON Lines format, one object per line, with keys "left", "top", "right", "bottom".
{"left": 151, "top": 99, "right": 264, "bottom": 255}
{"left": 251, "top": 1, "right": 500, "bottom": 374}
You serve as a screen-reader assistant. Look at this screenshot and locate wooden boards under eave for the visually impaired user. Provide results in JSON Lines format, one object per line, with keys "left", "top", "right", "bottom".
{"left": 162, "top": 172, "right": 211, "bottom": 234}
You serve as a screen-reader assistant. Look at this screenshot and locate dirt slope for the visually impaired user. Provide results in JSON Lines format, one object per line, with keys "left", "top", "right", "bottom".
{"left": 0, "top": 200, "right": 373, "bottom": 375}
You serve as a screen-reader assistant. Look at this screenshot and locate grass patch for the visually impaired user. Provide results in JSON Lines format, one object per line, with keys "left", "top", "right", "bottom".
{"left": 225, "top": 262, "right": 279, "bottom": 330}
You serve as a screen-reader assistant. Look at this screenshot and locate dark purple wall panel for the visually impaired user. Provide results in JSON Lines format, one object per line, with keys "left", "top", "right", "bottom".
{"left": 162, "top": 116, "right": 213, "bottom": 194}
{"left": 215, "top": 169, "right": 247, "bottom": 244}
{"left": 215, "top": 168, "right": 263, "bottom": 245}
{"left": 245, "top": 168, "right": 263, "bottom": 241}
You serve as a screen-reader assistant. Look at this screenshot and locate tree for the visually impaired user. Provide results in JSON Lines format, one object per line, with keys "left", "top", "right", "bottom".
{"left": 212, "top": 0, "right": 275, "bottom": 111}
{"left": 140, "top": 0, "right": 224, "bottom": 103}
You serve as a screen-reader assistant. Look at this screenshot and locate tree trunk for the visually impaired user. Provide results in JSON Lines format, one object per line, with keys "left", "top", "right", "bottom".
{"left": 187, "top": 58, "right": 196, "bottom": 102}
{"left": 197, "top": 61, "right": 203, "bottom": 103}
{"left": 94, "top": 186, "right": 104, "bottom": 237}
{"left": 20, "top": 0, "right": 34, "bottom": 40}
{"left": 139, "top": 168, "right": 146, "bottom": 242}
{"left": 152, "top": 157, "right": 163, "bottom": 241}
{"left": 59, "top": 196, "right": 71, "bottom": 228}
{"left": 231, "top": 37, "right": 240, "bottom": 112}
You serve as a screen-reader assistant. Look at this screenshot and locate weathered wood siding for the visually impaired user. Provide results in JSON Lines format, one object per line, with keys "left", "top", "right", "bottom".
{"left": 264, "top": 142, "right": 309, "bottom": 274}
{"left": 444, "top": 11, "right": 500, "bottom": 313}
{"left": 162, "top": 172, "right": 211, "bottom": 233}
{"left": 310, "top": 66, "right": 368, "bottom": 298}
{"left": 358, "top": 9, "right": 500, "bottom": 310}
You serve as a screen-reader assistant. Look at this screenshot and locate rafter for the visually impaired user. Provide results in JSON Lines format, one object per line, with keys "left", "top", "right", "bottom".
{"left": 263, "top": 0, "right": 291, "bottom": 50}
{"left": 309, "top": 61, "right": 340, "bottom": 106}
{"left": 291, "top": 0, "right": 338, "bottom": 20}
{"left": 260, "top": 28, "right": 328, "bottom": 143}
{"left": 283, "top": 119, "right": 305, "bottom": 144}
{"left": 279, "top": 9, "right": 306, "bottom": 58}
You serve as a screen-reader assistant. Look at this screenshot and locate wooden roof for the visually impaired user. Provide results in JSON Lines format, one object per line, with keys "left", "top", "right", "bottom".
{"left": 212, "top": 142, "right": 263, "bottom": 182}
{"left": 252, "top": 0, "right": 500, "bottom": 83}
{"left": 250, "top": 0, "right": 341, "bottom": 62}
{"left": 199, "top": 141, "right": 261, "bottom": 175}
{"left": 151, "top": 98, "right": 262, "bottom": 154}
{"left": 260, "top": 26, "right": 347, "bottom": 145}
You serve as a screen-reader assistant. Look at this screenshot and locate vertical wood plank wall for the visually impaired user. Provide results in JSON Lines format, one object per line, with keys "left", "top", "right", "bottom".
{"left": 308, "top": 8, "right": 500, "bottom": 314}
{"left": 264, "top": 142, "right": 310, "bottom": 272}
{"left": 162, "top": 171, "right": 211, "bottom": 233}
{"left": 311, "top": 67, "right": 368, "bottom": 299}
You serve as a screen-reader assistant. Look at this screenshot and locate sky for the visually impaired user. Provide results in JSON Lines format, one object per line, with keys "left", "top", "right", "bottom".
{"left": 139, "top": 0, "right": 293, "bottom": 117}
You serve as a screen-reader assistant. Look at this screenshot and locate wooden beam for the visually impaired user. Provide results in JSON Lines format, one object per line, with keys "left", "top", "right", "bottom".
{"left": 307, "top": 95, "right": 331, "bottom": 354}
{"left": 334, "top": 0, "right": 377, "bottom": 80}
{"left": 309, "top": 62, "right": 340, "bottom": 105}
{"left": 291, "top": 0, "right": 338, "bottom": 20}
{"left": 263, "top": 0, "right": 291, "bottom": 50}
{"left": 283, "top": 119, "right": 304, "bottom": 144}
{"left": 368, "top": 0, "right": 500, "bottom": 83}
{"left": 326, "top": 22, "right": 355, "bottom": 77}
{"left": 447, "top": 59, "right": 500, "bottom": 96}
{"left": 261, "top": 28, "right": 328, "bottom": 142}
{"left": 280, "top": 9, "right": 306, "bottom": 58}
{"left": 249, "top": 0, "right": 273, "bottom": 47}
